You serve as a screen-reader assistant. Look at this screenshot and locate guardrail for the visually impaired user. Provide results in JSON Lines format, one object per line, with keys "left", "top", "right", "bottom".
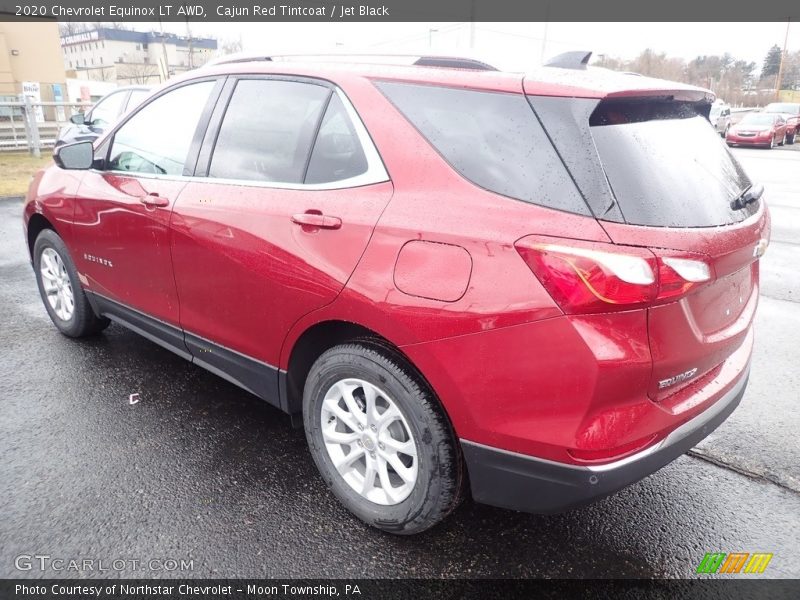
{"left": 0, "top": 98, "right": 91, "bottom": 155}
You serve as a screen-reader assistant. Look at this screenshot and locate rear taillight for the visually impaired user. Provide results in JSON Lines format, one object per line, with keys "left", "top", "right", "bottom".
{"left": 515, "top": 236, "right": 712, "bottom": 314}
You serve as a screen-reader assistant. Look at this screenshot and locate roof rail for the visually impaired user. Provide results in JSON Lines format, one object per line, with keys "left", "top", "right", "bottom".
{"left": 544, "top": 51, "right": 593, "bottom": 70}
{"left": 204, "top": 53, "right": 272, "bottom": 67}
{"left": 413, "top": 56, "right": 498, "bottom": 71}
{"left": 204, "top": 53, "right": 497, "bottom": 71}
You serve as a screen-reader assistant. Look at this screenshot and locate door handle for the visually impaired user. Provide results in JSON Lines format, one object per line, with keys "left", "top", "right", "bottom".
{"left": 291, "top": 211, "right": 342, "bottom": 230}
{"left": 139, "top": 193, "right": 170, "bottom": 208}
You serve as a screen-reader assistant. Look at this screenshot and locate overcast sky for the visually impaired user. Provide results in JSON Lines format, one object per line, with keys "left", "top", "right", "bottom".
{"left": 137, "top": 21, "right": 799, "bottom": 71}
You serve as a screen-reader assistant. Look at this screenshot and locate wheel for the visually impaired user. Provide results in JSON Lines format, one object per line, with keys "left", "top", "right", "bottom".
{"left": 33, "top": 229, "right": 110, "bottom": 337}
{"left": 303, "top": 342, "right": 463, "bottom": 535}
{"left": 787, "top": 131, "right": 796, "bottom": 145}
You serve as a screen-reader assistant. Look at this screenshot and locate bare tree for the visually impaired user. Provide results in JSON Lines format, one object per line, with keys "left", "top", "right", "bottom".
{"left": 59, "top": 22, "right": 89, "bottom": 37}
{"left": 118, "top": 63, "right": 160, "bottom": 85}
{"left": 91, "top": 66, "right": 117, "bottom": 83}
{"left": 221, "top": 36, "right": 243, "bottom": 55}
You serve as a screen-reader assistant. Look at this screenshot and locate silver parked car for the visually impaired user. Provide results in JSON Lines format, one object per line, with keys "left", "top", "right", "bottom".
{"left": 709, "top": 103, "right": 732, "bottom": 137}
{"left": 56, "top": 86, "right": 151, "bottom": 147}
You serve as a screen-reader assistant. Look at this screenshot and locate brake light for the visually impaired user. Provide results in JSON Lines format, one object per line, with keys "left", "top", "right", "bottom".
{"left": 515, "top": 236, "right": 712, "bottom": 314}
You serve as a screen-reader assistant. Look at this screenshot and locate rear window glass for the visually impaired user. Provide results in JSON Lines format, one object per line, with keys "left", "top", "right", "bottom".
{"left": 376, "top": 81, "right": 590, "bottom": 216}
{"left": 590, "top": 100, "right": 754, "bottom": 227}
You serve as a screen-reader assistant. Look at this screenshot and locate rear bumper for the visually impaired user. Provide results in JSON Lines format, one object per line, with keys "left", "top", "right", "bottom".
{"left": 462, "top": 365, "right": 749, "bottom": 514}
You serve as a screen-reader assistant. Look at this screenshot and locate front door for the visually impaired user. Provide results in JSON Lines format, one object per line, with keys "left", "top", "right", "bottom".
{"left": 71, "top": 80, "right": 220, "bottom": 348}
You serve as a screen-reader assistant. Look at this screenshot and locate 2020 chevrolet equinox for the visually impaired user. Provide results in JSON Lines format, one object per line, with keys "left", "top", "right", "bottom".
{"left": 24, "top": 53, "right": 769, "bottom": 534}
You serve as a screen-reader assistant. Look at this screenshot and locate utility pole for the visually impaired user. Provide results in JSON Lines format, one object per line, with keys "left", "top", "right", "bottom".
{"left": 469, "top": 0, "right": 476, "bottom": 50}
{"left": 775, "top": 19, "right": 791, "bottom": 101}
{"left": 541, "top": 4, "right": 550, "bottom": 64}
{"left": 159, "top": 18, "right": 170, "bottom": 82}
{"left": 428, "top": 28, "right": 438, "bottom": 49}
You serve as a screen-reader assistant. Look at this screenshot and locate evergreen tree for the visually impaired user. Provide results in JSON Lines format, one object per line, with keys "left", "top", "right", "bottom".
{"left": 761, "top": 45, "right": 783, "bottom": 80}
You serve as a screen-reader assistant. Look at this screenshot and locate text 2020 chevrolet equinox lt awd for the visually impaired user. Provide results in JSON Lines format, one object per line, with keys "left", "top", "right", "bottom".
{"left": 24, "top": 53, "right": 769, "bottom": 534}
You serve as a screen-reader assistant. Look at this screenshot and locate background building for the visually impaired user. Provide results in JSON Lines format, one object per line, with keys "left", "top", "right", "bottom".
{"left": 61, "top": 27, "right": 218, "bottom": 85}
{"left": 0, "top": 22, "right": 68, "bottom": 120}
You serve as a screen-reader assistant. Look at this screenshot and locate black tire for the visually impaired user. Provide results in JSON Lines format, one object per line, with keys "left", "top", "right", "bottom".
{"left": 787, "top": 132, "right": 795, "bottom": 145}
{"left": 303, "top": 342, "right": 463, "bottom": 535}
{"left": 33, "top": 229, "right": 110, "bottom": 338}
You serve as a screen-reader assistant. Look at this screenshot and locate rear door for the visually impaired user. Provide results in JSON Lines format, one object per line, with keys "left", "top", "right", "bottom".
{"left": 585, "top": 97, "right": 770, "bottom": 401}
{"left": 170, "top": 76, "right": 392, "bottom": 402}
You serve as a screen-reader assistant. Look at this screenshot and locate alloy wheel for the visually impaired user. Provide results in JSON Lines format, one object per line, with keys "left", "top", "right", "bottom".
{"left": 320, "top": 378, "right": 418, "bottom": 505}
{"left": 40, "top": 247, "right": 75, "bottom": 321}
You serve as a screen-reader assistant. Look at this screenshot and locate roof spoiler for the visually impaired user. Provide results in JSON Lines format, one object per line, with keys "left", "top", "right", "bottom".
{"left": 545, "top": 51, "right": 592, "bottom": 70}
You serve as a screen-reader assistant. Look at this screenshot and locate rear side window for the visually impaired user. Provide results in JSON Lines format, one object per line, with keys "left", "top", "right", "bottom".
{"left": 590, "top": 100, "right": 753, "bottom": 227}
{"left": 209, "top": 80, "right": 329, "bottom": 183}
{"left": 305, "top": 94, "right": 368, "bottom": 184}
{"left": 376, "top": 81, "right": 589, "bottom": 215}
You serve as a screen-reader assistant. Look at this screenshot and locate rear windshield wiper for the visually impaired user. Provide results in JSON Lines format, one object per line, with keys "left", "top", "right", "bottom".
{"left": 730, "top": 183, "right": 763, "bottom": 210}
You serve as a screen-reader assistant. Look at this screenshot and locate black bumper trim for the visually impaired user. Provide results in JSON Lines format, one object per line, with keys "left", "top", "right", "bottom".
{"left": 461, "top": 367, "right": 749, "bottom": 514}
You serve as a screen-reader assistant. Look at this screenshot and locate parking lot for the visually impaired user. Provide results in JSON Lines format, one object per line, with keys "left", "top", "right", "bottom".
{"left": 1, "top": 144, "right": 798, "bottom": 579}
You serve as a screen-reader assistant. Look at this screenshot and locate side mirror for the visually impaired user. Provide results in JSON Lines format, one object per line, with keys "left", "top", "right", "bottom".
{"left": 70, "top": 113, "right": 86, "bottom": 125}
{"left": 53, "top": 141, "right": 95, "bottom": 170}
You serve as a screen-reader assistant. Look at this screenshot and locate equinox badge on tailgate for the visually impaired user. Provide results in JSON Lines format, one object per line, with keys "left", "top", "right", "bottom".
{"left": 658, "top": 367, "right": 699, "bottom": 389}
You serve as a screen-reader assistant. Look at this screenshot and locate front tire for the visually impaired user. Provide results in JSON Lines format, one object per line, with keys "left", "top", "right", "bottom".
{"left": 303, "top": 342, "right": 463, "bottom": 535}
{"left": 33, "top": 229, "right": 110, "bottom": 337}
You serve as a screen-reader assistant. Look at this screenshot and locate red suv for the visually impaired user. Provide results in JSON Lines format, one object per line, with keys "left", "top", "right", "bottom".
{"left": 24, "top": 54, "right": 769, "bottom": 534}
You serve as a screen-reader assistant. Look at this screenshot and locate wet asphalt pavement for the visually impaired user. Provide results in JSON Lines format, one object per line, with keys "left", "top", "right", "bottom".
{"left": 1, "top": 146, "right": 799, "bottom": 579}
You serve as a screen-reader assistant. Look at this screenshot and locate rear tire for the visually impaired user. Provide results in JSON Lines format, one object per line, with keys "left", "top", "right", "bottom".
{"left": 787, "top": 131, "right": 796, "bottom": 145}
{"left": 303, "top": 342, "right": 463, "bottom": 535}
{"left": 33, "top": 229, "right": 110, "bottom": 338}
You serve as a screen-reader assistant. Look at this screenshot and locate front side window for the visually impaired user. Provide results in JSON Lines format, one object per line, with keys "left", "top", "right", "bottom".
{"left": 209, "top": 79, "right": 330, "bottom": 183}
{"left": 108, "top": 81, "right": 215, "bottom": 176}
{"left": 125, "top": 89, "right": 150, "bottom": 112}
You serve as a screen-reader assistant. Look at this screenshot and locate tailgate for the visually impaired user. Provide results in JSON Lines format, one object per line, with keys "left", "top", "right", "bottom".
{"left": 603, "top": 207, "right": 769, "bottom": 401}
